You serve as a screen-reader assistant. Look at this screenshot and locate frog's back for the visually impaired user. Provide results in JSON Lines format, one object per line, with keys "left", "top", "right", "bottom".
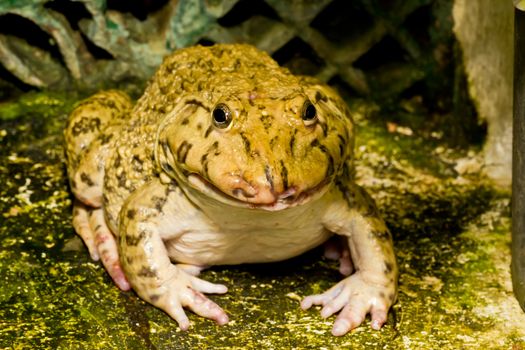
{"left": 131, "top": 44, "right": 297, "bottom": 125}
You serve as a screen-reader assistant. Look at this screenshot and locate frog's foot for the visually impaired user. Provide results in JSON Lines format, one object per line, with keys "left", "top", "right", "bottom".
{"left": 140, "top": 266, "right": 228, "bottom": 331}
{"left": 301, "top": 274, "right": 395, "bottom": 336}
{"left": 323, "top": 236, "right": 354, "bottom": 276}
{"left": 72, "top": 200, "right": 130, "bottom": 291}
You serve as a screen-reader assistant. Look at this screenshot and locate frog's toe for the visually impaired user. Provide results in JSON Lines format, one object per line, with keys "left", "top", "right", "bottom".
{"left": 165, "top": 302, "right": 191, "bottom": 331}
{"left": 72, "top": 200, "right": 98, "bottom": 260}
{"left": 190, "top": 275, "right": 228, "bottom": 294}
{"left": 89, "top": 208, "right": 130, "bottom": 291}
{"left": 370, "top": 308, "right": 388, "bottom": 330}
{"left": 181, "top": 288, "right": 229, "bottom": 325}
{"left": 331, "top": 299, "right": 368, "bottom": 336}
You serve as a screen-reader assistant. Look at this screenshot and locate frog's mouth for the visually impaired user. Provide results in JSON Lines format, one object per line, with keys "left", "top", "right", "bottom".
{"left": 186, "top": 173, "right": 330, "bottom": 211}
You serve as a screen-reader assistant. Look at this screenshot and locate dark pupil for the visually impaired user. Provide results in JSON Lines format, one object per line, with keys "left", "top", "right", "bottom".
{"left": 213, "top": 108, "right": 227, "bottom": 124}
{"left": 304, "top": 103, "right": 316, "bottom": 120}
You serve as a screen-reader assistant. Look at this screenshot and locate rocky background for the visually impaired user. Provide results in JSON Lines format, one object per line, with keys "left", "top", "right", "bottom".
{"left": 0, "top": 0, "right": 513, "bottom": 185}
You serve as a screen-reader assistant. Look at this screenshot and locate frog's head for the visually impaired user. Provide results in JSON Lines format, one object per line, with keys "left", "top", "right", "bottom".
{"left": 155, "top": 47, "right": 353, "bottom": 210}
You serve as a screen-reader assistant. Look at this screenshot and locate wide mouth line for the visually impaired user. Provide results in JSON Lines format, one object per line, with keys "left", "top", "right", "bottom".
{"left": 187, "top": 173, "right": 330, "bottom": 209}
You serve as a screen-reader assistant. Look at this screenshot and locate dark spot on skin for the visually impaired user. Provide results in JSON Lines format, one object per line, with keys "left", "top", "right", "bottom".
{"left": 384, "top": 262, "right": 393, "bottom": 275}
{"left": 94, "top": 225, "right": 102, "bottom": 231}
{"left": 149, "top": 294, "right": 160, "bottom": 303}
{"left": 99, "top": 133, "right": 113, "bottom": 145}
{"left": 197, "top": 123, "right": 203, "bottom": 130}
{"left": 98, "top": 99, "right": 116, "bottom": 109}
{"left": 132, "top": 155, "right": 144, "bottom": 172}
{"left": 337, "top": 134, "right": 346, "bottom": 157}
{"left": 211, "top": 141, "right": 220, "bottom": 155}
{"left": 71, "top": 179, "right": 77, "bottom": 189}
{"left": 176, "top": 141, "right": 193, "bottom": 164}
{"left": 126, "top": 256, "right": 134, "bottom": 265}
{"left": 265, "top": 165, "right": 274, "bottom": 191}
{"left": 280, "top": 160, "right": 289, "bottom": 190}
{"left": 114, "top": 153, "right": 122, "bottom": 168}
{"left": 138, "top": 266, "right": 157, "bottom": 278}
{"left": 315, "top": 91, "right": 328, "bottom": 103}
{"left": 388, "top": 293, "right": 395, "bottom": 301}
{"left": 80, "top": 172, "right": 95, "bottom": 187}
{"left": 311, "top": 140, "right": 334, "bottom": 178}
{"left": 117, "top": 171, "right": 129, "bottom": 189}
{"left": 181, "top": 118, "right": 189, "bottom": 125}
{"left": 71, "top": 116, "right": 101, "bottom": 136}
{"left": 152, "top": 195, "right": 167, "bottom": 212}
{"left": 126, "top": 209, "right": 136, "bottom": 219}
{"left": 201, "top": 153, "right": 209, "bottom": 178}
{"left": 124, "top": 230, "right": 147, "bottom": 247}
{"left": 259, "top": 114, "right": 273, "bottom": 130}
{"left": 289, "top": 130, "right": 296, "bottom": 155}
{"left": 204, "top": 126, "right": 213, "bottom": 138}
{"left": 240, "top": 133, "right": 251, "bottom": 154}
{"left": 270, "top": 136, "right": 279, "bottom": 148}
{"left": 379, "top": 292, "right": 385, "bottom": 298}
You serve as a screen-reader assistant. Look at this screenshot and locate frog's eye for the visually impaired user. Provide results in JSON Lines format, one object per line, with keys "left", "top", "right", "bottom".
{"left": 212, "top": 103, "right": 232, "bottom": 129}
{"left": 302, "top": 101, "right": 317, "bottom": 126}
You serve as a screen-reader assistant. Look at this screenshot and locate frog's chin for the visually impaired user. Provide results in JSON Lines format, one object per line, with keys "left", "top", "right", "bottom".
{"left": 186, "top": 174, "right": 330, "bottom": 211}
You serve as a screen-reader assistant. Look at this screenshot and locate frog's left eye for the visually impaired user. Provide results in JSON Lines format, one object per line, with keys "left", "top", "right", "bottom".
{"left": 212, "top": 103, "right": 232, "bottom": 129}
{"left": 302, "top": 101, "right": 317, "bottom": 126}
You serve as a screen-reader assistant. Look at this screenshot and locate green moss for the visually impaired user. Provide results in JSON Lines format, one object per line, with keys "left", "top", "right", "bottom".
{"left": 0, "top": 92, "right": 523, "bottom": 349}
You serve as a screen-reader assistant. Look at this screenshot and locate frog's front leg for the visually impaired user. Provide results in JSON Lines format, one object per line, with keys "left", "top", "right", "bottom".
{"left": 302, "top": 185, "right": 398, "bottom": 336}
{"left": 119, "top": 178, "right": 229, "bottom": 330}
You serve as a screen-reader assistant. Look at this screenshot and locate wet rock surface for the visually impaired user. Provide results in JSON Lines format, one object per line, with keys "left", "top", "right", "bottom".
{"left": 0, "top": 92, "right": 523, "bottom": 349}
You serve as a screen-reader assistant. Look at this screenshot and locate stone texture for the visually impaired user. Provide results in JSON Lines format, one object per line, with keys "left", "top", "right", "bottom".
{"left": 453, "top": 0, "right": 514, "bottom": 186}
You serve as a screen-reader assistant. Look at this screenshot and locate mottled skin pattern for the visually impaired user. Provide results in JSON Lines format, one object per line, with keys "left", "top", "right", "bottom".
{"left": 64, "top": 44, "right": 398, "bottom": 336}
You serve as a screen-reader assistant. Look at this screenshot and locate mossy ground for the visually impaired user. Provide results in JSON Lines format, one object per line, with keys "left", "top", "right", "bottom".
{"left": 0, "top": 92, "right": 523, "bottom": 349}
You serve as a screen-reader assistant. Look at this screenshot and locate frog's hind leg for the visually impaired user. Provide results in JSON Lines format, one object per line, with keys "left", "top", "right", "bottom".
{"left": 65, "top": 90, "right": 133, "bottom": 208}
{"left": 70, "top": 137, "right": 110, "bottom": 207}
{"left": 72, "top": 200, "right": 130, "bottom": 290}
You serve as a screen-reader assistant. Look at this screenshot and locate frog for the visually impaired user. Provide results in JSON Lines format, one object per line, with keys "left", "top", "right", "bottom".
{"left": 64, "top": 43, "right": 398, "bottom": 336}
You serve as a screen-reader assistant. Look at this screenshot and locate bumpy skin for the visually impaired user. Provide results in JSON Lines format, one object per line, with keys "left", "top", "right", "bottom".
{"left": 64, "top": 44, "right": 398, "bottom": 336}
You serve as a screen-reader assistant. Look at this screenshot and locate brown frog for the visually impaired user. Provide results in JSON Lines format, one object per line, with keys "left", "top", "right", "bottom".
{"left": 64, "top": 43, "right": 398, "bottom": 336}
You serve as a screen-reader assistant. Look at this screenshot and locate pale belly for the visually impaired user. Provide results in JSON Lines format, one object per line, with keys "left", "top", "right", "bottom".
{"left": 156, "top": 184, "right": 344, "bottom": 266}
{"left": 165, "top": 224, "right": 333, "bottom": 266}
